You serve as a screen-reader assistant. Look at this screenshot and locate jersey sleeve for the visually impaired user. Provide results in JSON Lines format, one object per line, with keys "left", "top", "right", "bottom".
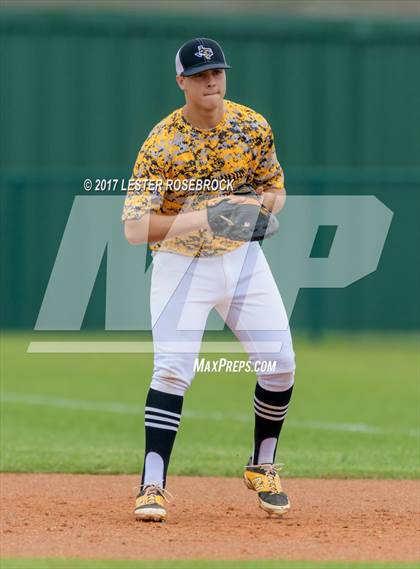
{"left": 253, "top": 122, "right": 285, "bottom": 191}
{"left": 121, "top": 129, "right": 167, "bottom": 221}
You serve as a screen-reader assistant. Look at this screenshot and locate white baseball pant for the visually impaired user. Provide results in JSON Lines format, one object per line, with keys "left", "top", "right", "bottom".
{"left": 150, "top": 242, "right": 295, "bottom": 396}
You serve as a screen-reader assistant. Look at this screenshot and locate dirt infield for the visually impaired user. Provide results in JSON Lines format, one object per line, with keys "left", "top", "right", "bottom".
{"left": 1, "top": 474, "right": 419, "bottom": 562}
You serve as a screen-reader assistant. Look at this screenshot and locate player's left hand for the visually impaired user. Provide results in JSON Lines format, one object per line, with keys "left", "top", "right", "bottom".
{"left": 205, "top": 191, "right": 279, "bottom": 242}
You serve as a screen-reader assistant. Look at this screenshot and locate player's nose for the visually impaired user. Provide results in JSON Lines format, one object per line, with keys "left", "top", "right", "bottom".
{"left": 206, "top": 71, "right": 218, "bottom": 85}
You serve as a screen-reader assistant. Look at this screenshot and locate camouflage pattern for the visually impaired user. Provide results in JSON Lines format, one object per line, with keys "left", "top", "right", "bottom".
{"left": 122, "top": 99, "right": 284, "bottom": 257}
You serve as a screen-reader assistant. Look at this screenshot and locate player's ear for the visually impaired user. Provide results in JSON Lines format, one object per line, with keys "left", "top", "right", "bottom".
{"left": 176, "top": 75, "right": 186, "bottom": 91}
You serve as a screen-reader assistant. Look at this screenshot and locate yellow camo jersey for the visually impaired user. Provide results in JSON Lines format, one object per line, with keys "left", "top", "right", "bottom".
{"left": 122, "top": 99, "right": 284, "bottom": 257}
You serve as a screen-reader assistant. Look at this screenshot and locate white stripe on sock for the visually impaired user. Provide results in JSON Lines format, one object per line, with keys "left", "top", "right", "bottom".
{"left": 254, "top": 401, "right": 288, "bottom": 418}
{"left": 254, "top": 408, "right": 288, "bottom": 422}
{"left": 144, "top": 422, "right": 178, "bottom": 432}
{"left": 254, "top": 396, "right": 289, "bottom": 411}
{"left": 145, "top": 414, "right": 179, "bottom": 426}
{"left": 145, "top": 406, "right": 181, "bottom": 419}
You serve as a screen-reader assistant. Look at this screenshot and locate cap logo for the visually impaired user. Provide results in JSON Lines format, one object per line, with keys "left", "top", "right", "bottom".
{"left": 195, "top": 45, "right": 214, "bottom": 61}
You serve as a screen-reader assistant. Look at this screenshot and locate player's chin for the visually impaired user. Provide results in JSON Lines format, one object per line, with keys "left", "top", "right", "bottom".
{"left": 201, "top": 94, "right": 222, "bottom": 108}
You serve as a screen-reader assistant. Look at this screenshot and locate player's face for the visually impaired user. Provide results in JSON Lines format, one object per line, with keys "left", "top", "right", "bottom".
{"left": 177, "top": 69, "right": 226, "bottom": 110}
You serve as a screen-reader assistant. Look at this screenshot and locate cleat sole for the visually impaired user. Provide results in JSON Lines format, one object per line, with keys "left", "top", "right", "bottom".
{"left": 134, "top": 507, "right": 166, "bottom": 522}
{"left": 259, "top": 500, "right": 290, "bottom": 517}
{"left": 135, "top": 514, "right": 166, "bottom": 522}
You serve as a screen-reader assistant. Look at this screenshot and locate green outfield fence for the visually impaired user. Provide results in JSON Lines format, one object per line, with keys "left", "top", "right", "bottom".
{"left": 1, "top": 10, "right": 419, "bottom": 331}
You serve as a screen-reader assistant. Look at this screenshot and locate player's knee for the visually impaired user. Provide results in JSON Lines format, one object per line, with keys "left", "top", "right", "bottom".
{"left": 257, "top": 370, "right": 295, "bottom": 392}
{"left": 150, "top": 373, "right": 191, "bottom": 397}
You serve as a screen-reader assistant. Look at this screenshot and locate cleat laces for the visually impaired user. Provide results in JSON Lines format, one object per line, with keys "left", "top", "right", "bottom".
{"left": 246, "top": 462, "right": 285, "bottom": 494}
{"left": 266, "top": 468, "right": 282, "bottom": 494}
{"left": 140, "top": 483, "right": 173, "bottom": 504}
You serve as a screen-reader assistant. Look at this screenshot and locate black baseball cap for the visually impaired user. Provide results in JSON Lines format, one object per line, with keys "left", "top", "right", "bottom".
{"left": 175, "top": 38, "right": 231, "bottom": 77}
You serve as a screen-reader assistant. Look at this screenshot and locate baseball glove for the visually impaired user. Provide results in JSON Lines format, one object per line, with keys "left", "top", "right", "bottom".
{"left": 206, "top": 185, "right": 279, "bottom": 242}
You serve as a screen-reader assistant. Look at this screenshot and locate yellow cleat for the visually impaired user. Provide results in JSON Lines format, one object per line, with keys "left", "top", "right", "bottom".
{"left": 244, "top": 461, "right": 290, "bottom": 516}
{"left": 134, "top": 484, "right": 171, "bottom": 522}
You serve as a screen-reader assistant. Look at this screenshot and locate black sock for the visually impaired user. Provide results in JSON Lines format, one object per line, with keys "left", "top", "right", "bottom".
{"left": 252, "top": 382, "right": 293, "bottom": 465}
{"left": 140, "top": 388, "right": 183, "bottom": 489}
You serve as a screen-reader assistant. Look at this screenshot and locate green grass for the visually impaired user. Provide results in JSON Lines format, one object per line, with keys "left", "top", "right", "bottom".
{"left": 1, "top": 331, "right": 419, "bottom": 478}
{"left": 2, "top": 559, "right": 419, "bottom": 569}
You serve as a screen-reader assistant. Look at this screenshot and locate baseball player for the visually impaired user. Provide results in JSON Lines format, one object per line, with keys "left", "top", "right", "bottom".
{"left": 123, "top": 38, "right": 296, "bottom": 522}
